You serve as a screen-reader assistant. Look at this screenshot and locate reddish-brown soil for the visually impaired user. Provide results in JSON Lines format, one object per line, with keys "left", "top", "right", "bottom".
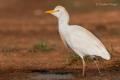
{"left": 0, "top": 0, "right": 120, "bottom": 79}
{"left": 0, "top": 11, "right": 120, "bottom": 79}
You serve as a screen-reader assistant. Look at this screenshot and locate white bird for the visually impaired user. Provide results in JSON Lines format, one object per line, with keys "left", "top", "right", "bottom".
{"left": 45, "top": 6, "right": 111, "bottom": 76}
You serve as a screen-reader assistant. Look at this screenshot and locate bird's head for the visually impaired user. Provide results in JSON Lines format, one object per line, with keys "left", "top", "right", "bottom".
{"left": 45, "top": 6, "right": 69, "bottom": 18}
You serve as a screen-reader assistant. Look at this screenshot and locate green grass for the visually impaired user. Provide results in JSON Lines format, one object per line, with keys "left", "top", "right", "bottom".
{"left": 33, "top": 41, "right": 54, "bottom": 52}
{"left": 69, "top": 52, "right": 81, "bottom": 62}
{"left": 68, "top": 52, "right": 102, "bottom": 64}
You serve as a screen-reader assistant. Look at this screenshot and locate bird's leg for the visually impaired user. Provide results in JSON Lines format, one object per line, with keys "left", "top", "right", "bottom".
{"left": 93, "top": 57, "right": 101, "bottom": 74}
{"left": 81, "top": 57, "right": 86, "bottom": 76}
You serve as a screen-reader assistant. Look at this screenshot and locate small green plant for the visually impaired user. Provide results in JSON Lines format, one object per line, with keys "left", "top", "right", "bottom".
{"left": 33, "top": 41, "right": 54, "bottom": 52}
{"left": 69, "top": 52, "right": 81, "bottom": 62}
{"left": 69, "top": 52, "right": 97, "bottom": 63}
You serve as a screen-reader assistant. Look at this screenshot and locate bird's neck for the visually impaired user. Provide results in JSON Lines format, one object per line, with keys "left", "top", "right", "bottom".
{"left": 58, "top": 16, "right": 69, "bottom": 27}
{"left": 58, "top": 17, "right": 70, "bottom": 35}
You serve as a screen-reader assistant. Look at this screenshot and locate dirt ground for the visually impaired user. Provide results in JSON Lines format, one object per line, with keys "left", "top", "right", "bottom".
{"left": 0, "top": 11, "right": 120, "bottom": 79}
{"left": 0, "top": 0, "right": 120, "bottom": 80}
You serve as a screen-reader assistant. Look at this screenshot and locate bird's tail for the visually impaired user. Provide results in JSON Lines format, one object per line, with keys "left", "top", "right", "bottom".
{"left": 100, "top": 50, "right": 111, "bottom": 60}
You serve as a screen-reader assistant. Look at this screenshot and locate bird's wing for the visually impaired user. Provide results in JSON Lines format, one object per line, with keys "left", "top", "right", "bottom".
{"left": 69, "top": 25, "right": 110, "bottom": 60}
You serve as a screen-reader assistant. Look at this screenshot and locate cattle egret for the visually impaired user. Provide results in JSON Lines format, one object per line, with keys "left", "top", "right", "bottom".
{"left": 45, "top": 6, "right": 111, "bottom": 76}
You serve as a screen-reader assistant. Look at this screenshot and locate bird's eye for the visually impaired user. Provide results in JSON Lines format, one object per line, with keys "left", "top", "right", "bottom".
{"left": 56, "top": 10, "right": 59, "bottom": 12}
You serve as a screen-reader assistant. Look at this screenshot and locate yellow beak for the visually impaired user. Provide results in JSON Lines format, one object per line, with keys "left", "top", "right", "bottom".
{"left": 45, "top": 10, "right": 58, "bottom": 14}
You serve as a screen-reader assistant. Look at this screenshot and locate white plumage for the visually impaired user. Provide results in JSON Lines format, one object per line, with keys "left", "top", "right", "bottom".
{"left": 68, "top": 25, "right": 110, "bottom": 60}
{"left": 45, "top": 6, "right": 111, "bottom": 76}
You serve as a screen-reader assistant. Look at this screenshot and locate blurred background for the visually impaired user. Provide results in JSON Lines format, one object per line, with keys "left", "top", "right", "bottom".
{"left": 0, "top": 0, "right": 120, "bottom": 80}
